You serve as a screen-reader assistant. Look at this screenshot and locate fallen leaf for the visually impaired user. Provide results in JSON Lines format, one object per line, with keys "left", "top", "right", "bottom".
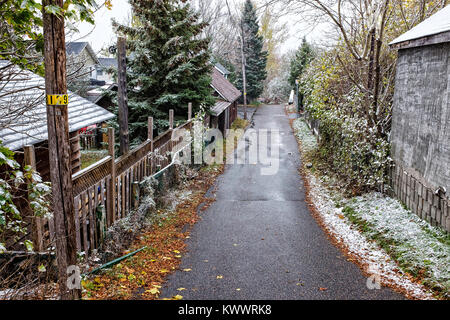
{"left": 216, "top": 275, "right": 223, "bottom": 279}
{"left": 175, "top": 255, "right": 182, "bottom": 258}
{"left": 319, "top": 287, "right": 327, "bottom": 291}
{"left": 173, "top": 250, "right": 180, "bottom": 254}
{"left": 159, "top": 269, "right": 170, "bottom": 273}
{"left": 183, "top": 268, "right": 192, "bottom": 272}
{"left": 173, "top": 295, "right": 183, "bottom": 300}
{"left": 146, "top": 288, "right": 160, "bottom": 295}
{"left": 177, "top": 288, "right": 186, "bottom": 291}
{"left": 38, "top": 264, "right": 46, "bottom": 273}
{"left": 236, "top": 288, "right": 241, "bottom": 291}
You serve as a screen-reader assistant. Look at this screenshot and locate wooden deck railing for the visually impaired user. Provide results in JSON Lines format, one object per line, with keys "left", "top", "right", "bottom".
{"left": 35, "top": 109, "right": 194, "bottom": 256}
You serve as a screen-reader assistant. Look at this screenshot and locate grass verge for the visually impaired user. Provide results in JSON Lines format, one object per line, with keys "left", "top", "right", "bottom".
{"left": 292, "top": 116, "right": 449, "bottom": 299}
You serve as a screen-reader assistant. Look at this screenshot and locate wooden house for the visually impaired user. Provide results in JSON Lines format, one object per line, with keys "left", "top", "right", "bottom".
{"left": 389, "top": 5, "right": 450, "bottom": 231}
{"left": 210, "top": 66, "right": 241, "bottom": 135}
{"left": 0, "top": 62, "right": 115, "bottom": 180}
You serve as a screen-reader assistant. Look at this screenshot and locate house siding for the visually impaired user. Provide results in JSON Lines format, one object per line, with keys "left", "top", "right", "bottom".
{"left": 391, "top": 42, "right": 450, "bottom": 191}
{"left": 390, "top": 41, "right": 450, "bottom": 231}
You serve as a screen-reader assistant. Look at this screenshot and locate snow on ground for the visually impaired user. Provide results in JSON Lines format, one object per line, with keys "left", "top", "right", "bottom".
{"left": 344, "top": 193, "right": 449, "bottom": 294}
{"left": 292, "top": 117, "right": 438, "bottom": 299}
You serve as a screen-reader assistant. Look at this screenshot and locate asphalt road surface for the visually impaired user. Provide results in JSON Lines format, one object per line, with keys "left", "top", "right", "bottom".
{"left": 161, "top": 104, "right": 404, "bottom": 300}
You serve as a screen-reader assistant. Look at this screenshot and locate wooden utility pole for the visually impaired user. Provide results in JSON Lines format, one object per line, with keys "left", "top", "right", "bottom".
{"left": 117, "top": 36, "right": 130, "bottom": 155}
{"left": 42, "top": 0, "right": 79, "bottom": 300}
{"left": 239, "top": 22, "right": 247, "bottom": 120}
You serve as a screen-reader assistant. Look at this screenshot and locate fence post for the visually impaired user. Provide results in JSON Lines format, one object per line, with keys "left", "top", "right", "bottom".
{"left": 117, "top": 36, "right": 130, "bottom": 155}
{"left": 188, "top": 102, "right": 192, "bottom": 121}
{"left": 107, "top": 128, "right": 116, "bottom": 226}
{"left": 148, "top": 117, "right": 154, "bottom": 175}
{"left": 169, "top": 109, "right": 174, "bottom": 130}
{"left": 24, "top": 145, "right": 44, "bottom": 252}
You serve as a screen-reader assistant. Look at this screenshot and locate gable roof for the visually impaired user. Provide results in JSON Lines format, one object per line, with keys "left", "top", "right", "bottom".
{"left": 66, "top": 41, "right": 100, "bottom": 64}
{"left": 0, "top": 62, "right": 115, "bottom": 151}
{"left": 390, "top": 5, "right": 450, "bottom": 49}
{"left": 210, "top": 68, "right": 241, "bottom": 103}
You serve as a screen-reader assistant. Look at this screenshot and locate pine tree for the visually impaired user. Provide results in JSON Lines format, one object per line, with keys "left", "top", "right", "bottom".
{"left": 236, "top": 0, "right": 268, "bottom": 103}
{"left": 289, "top": 38, "right": 315, "bottom": 88}
{"left": 112, "top": 0, "right": 215, "bottom": 145}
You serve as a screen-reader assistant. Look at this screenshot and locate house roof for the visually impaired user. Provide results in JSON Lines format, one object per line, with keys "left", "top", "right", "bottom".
{"left": 0, "top": 62, "right": 115, "bottom": 151}
{"left": 210, "top": 101, "right": 232, "bottom": 117}
{"left": 390, "top": 5, "right": 450, "bottom": 48}
{"left": 66, "top": 41, "right": 100, "bottom": 64}
{"left": 210, "top": 68, "right": 241, "bottom": 103}
{"left": 98, "top": 57, "right": 117, "bottom": 69}
{"left": 214, "top": 62, "right": 230, "bottom": 76}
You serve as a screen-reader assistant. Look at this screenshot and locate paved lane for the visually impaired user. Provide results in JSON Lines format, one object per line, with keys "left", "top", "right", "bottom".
{"left": 161, "top": 105, "right": 404, "bottom": 300}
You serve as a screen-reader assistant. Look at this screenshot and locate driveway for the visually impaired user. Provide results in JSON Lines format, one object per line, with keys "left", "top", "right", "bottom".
{"left": 161, "top": 104, "right": 404, "bottom": 300}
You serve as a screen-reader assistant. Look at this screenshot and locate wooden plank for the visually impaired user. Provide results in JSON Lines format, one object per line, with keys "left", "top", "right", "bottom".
{"left": 81, "top": 192, "right": 89, "bottom": 258}
{"left": 73, "top": 195, "right": 81, "bottom": 252}
{"left": 93, "top": 183, "right": 99, "bottom": 245}
{"left": 88, "top": 186, "right": 96, "bottom": 251}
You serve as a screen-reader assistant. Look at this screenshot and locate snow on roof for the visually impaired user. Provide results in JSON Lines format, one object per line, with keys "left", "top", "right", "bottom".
{"left": 390, "top": 5, "right": 450, "bottom": 46}
{"left": 214, "top": 62, "right": 230, "bottom": 75}
{"left": 0, "top": 62, "right": 115, "bottom": 151}
{"left": 98, "top": 57, "right": 117, "bottom": 69}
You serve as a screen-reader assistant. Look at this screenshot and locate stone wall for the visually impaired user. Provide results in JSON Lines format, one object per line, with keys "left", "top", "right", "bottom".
{"left": 390, "top": 42, "right": 450, "bottom": 231}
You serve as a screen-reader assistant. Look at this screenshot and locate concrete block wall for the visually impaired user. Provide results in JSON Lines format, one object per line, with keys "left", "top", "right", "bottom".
{"left": 389, "top": 162, "right": 450, "bottom": 232}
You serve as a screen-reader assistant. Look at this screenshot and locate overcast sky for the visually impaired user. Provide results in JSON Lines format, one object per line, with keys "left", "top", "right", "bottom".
{"left": 73, "top": 0, "right": 329, "bottom": 56}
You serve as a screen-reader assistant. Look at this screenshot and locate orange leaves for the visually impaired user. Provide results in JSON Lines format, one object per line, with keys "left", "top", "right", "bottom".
{"left": 82, "top": 165, "right": 224, "bottom": 300}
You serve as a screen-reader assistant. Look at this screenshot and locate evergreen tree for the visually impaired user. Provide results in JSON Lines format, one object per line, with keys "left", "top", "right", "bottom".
{"left": 112, "top": 0, "right": 215, "bottom": 145}
{"left": 289, "top": 38, "right": 315, "bottom": 88}
{"left": 236, "top": 0, "right": 268, "bottom": 103}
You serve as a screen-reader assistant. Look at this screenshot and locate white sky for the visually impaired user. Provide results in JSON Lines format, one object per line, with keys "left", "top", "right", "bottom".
{"left": 73, "top": 0, "right": 330, "bottom": 56}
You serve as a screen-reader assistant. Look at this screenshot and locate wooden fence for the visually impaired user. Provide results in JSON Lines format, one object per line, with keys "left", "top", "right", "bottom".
{"left": 30, "top": 109, "right": 194, "bottom": 256}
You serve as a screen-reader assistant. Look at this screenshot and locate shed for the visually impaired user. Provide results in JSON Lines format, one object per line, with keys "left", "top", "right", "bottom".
{"left": 0, "top": 62, "right": 115, "bottom": 178}
{"left": 389, "top": 5, "right": 450, "bottom": 230}
{"left": 210, "top": 67, "right": 241, "bottom": 134}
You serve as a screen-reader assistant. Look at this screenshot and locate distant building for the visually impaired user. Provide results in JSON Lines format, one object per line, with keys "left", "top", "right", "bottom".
{"left": 66, "top": 42, "right": 100, "bottom": 79}
{"left": 209, "top": 65, "right": 241, "bottom": 134}
{"left": 389, "top": 5, "right": 450, "bottom": 231}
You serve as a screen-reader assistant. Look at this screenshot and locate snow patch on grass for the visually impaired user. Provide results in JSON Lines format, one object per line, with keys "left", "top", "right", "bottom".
{"left": 292, "top": 118, "right": 318, "bottom": 153}
{"left": 343, "top": 193, "right": 450, "bottom": 296}
{"left": 292, "top": 116, "right": 438, "bottom": 299}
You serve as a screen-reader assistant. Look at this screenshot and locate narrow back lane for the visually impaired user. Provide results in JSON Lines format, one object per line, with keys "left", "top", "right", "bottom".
{"left": 162, "top": 104, "right": 403, "bottom": 300}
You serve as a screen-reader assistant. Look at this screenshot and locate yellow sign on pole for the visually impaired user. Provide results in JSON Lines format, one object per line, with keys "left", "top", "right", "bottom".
{"left": 46, "top": 94, "right": 68, "bottom": 106}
